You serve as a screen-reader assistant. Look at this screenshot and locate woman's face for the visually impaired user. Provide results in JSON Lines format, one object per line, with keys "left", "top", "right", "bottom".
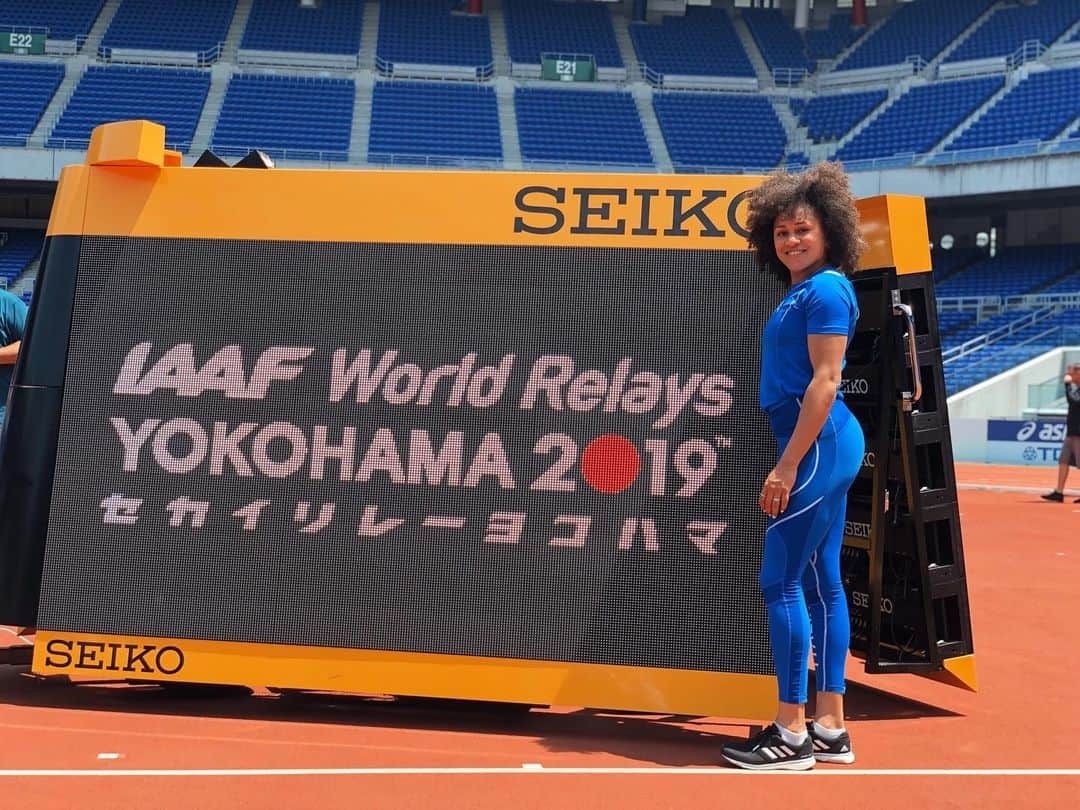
{"left": 773, "top": 206, "right": 828, "bottom": 281}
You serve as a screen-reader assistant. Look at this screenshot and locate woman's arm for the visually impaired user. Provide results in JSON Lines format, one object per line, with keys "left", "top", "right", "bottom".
{"left": 759, "top": 333, "right": 848, "bottom": 517}
{"left": 0, "top": 340, "right": 19, "bottom": 365}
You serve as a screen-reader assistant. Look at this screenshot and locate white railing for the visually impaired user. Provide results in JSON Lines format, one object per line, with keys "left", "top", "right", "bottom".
{"left": 1006, "top": 39, "right": 1047, "bottom": 71}
{"left": 905, "top": 53, "right": 929, "bottom": 73}
{"left": 97, "top": 42, "right": 224, "bottom": 67}
{"left": 936, "top": 295, "right": 1000, "bottom": 314}
{"left": 772, "top": 67, "right": 809, "bottom": 86}
{"left": 375, "top": 55, "right": 494, "bottom": 81}
{"left": 1003, "top": 292, "right": 1080, "bottom": 310}
{"left": 943, "top": 307, "right": 1057, "bottom": 364}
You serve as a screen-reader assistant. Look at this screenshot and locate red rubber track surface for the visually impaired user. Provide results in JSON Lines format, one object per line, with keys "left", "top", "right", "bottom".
{"left": 0, "top": 463, "right": 1076, "bottom": 808}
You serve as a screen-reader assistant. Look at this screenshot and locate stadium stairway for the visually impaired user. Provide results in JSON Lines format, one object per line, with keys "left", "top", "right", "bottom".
{"left": 359, "top": 1, "right": 381, "bottom": 70}
{"left": 817, "top": 13, "right": 891, "bottom": 77}
{"left": 770, "top": 97, "right": 805, "bottom": 158}
{"left": 190, "top": 0, "right": 253, "bottom": 156}
{"left": 632, "top": 85, "right": 672, "bottom": 172}
{"left": 1043, "top": 117, "right": 1080, "bottom": 154}
{"left": 494, "top": 77, "right": 522, "bottom": 168}
{"left": 190, "top": 63, "right": 236, "bottom": 156}
{"left": 28, "top": 0, "right": 123, "bottom": 145}
{"left": 221, "top": 0, "right": 254, "bottom": 64}
{"left": 82, "top": 0, "right": 124, "bottom": 57}
{"left": 611, "top": 9, "right": 642, "bottom": 80}
{"left": 1051, "top": 16, "right": 1080, "bottom": 50}
{"left": 923, "top": 0, "right": 1005, "bottom": 73}
{"left": 730, "top": 11, "right": 774, "bottom": 88}
{"left": 829, "top": 77, "right": 911, "bottom": 154}
{"left": 10, "top": 255, "right": 39, "bottom": 301}
{"left": 487, "top": 0, "right": 511, "bottom": 77}
{"left": 349, "top": 73, "right": 376, "bottom": 164}
{"left": 923, "top": 69, "right": 1017, "bottom": 159}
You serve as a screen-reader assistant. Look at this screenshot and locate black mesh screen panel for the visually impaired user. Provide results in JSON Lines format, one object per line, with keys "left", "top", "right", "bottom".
{"left": 38, "top": 237, "right": 785, "bottom": 674}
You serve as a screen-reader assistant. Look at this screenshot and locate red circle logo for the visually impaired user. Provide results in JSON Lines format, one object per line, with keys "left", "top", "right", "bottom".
{"left": 581, "top": 434, "right": 641, "bottom": 494}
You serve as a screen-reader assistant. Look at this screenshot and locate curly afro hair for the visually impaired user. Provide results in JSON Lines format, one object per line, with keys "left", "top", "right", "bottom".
{"left": 745, "top": 161, "right": 866, "bottom": 286}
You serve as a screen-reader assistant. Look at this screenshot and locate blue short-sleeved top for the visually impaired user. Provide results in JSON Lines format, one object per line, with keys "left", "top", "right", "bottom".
{"left": 759, "top": 268, "right": 859, "bottom": 416}
{"left": 0, "top": 290, "right": 28, "bottom": 421}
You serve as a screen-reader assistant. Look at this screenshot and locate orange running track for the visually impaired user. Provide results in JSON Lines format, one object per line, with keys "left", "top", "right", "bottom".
{"left": 0, "top": 462, "right": 1076, "bottom": 809}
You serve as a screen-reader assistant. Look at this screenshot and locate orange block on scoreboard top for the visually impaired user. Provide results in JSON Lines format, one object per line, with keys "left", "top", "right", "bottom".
{"left": 855, "top": 194, "right": 933, "bottom": 276}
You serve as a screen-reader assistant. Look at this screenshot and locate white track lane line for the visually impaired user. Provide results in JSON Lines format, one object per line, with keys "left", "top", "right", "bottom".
{"left": 0, "top": 768, "right": 1076, "bottom": 777}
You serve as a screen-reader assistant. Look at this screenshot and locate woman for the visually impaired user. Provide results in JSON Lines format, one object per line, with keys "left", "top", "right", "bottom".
{"left": 722, "top": 162, "right": 866, "bottom": 771}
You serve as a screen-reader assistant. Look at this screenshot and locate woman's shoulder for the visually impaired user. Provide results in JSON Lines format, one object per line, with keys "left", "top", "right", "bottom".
{"left": 806, "top": 268, "right": 856, "bottom": 298}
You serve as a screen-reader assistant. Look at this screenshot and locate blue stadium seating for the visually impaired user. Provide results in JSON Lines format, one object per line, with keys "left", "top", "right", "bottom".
{"left": 241, "top": 0, "right": 363, "bottom": 55}
{"left": 378, "top": 0, "right": 492, "bottom": 70}
{"left": 798, "top": 89, "right": 886, "bottom": 143}
{"left": 503, "top": 0, "right": 622, "bottom": 68}
{"left": 1039, "top": 270, "right": 1080, "bottom": 295}
{"left": 836, "top": 0, "right": 993, "bottom": 71}
{"left": 935, "top": 244, "right": 1080, "bottom": 298}
{"left": 945, "top": 67, "right": 1080, "bottom": 153}
{"left": 0, "top": 0, "right": 104, "bottom": 41}
{"left": 944, "top": 308, "right": 1080, "bottom": 393}
{"left": 653, "top": 92, "right": 784, "bottom": 171}
{"left": 835, "top": 76, "right": 1002, "bottom": 162}
{"left": 630, "top": 6, "right": 754, "bottom": 78}
{"left": 0, "top": 229, "right": 43, "bottom": 289}
{"left": 212, "top": 73, "right": 353, "bottom": 161}
{"left": 932, "top": 246, "right": 982, "bottom": 282}
{"left": 48, "top": 65, "right": 210, "bottom": 151}
{"left": 0, "top": 61, "right": 64, "bottom": 146}
{"left": 740, "top": 8, "right": 814, "bottom": 75}
{"left": 945, "top": 0, "right": 1079, "bottom": 63}
{"left": 516, "top": 87, "right": 650, "bottom": 166}
{"left": 784, "top": 151, "right": 811, "bottom": 170}
{"left": 368, "top": 80, "right": 500, "bottom": 164}
{"left": 100, "top": 0, "right": 236, "bottom": 59}
{"left": 804, "top": 12, "right": 863, "bottom": 60}
{"left": 936, "top": 309, "right": 978, "bottom": 337}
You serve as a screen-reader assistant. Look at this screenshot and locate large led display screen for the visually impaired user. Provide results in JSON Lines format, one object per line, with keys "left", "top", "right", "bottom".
{"left": 37, "top": 237, "right": 787, "bottom": 675}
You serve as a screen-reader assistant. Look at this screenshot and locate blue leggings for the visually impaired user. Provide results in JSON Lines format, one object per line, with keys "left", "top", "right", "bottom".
{"left": 760, "top": 404, "right": 864, "bottom": 705}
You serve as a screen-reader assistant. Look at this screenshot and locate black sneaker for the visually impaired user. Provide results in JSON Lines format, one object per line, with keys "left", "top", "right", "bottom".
{"left": 1042, "top": 491, "right": 1064, "bottom": 502}
{"left": 807, "top": 721, "right": 855, "bottom": 764}
{"left": 721, "top": 724, "right": 815, "bottom": 771}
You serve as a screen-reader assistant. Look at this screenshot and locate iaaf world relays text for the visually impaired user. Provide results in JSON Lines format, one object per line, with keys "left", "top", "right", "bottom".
{"left": 102, "top": 342, "right": 739, "bottom": 555}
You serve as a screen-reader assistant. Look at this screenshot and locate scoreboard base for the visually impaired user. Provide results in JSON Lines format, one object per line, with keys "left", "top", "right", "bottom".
{"left": 33, "top": 630, "right": 778, "bottom": 720}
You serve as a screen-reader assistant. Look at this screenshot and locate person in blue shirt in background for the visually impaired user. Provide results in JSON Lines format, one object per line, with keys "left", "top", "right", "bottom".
{"left": 723, "top": 162, "right": 866, "bottom": 771}
{"left": 0, "top": 288, "right": 28, "bottom": 428}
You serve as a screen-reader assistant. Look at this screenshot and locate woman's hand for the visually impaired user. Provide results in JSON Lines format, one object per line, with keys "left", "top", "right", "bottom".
{"left": 760, "top": 462, "right": 798, "bottom": 518}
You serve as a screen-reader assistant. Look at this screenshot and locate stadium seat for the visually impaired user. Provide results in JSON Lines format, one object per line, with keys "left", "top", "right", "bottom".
{"left": 945, "top": 0, "right": 1078, "bottom": 64}
{"left": 100, "top": 0, "right": 237, "bottom": 60}
{"left": 945, "top": 67, "right": 1080, "bottom": 153}
{"left": 515, "top": 87, "right": 651, "bottom": 166}
{"left": 48, "top": 65, "right": 211, "bottom": 152}
{"left": 503, "top": 0, "right": 622, "bottom": 68}
{"left": 241, "top": 0, "right": 364, "bottom": 56}
{"left": 740, "top": 8, "right": 815, "bottom": 76}
{"left": 652, "top": 92, "right": 784, "bottom": 171}
{"left": 797, "top": 89, "right": 887, "bottom": 143}
{"left": 836, "top": 0, "right": 994, "bottom": 71}
{"left": 935, "top": 244, "right": 1080, "bottom": 298}
{"left": 0, "top": 229, "right": 44, "bottom": 290}
{"left": 377, "top": 0, "right": 492, "bottom": 71}
{"left": 0, "top": 0, "right": 105, "bottom": 42}
{"left": 804, "top": 12, "right": 864, "bottom": 61}
{"left": 630, "top": 6, "right": 754, "bottom": 78}
{"left": 834, "top": 75, "right": 1002, "bottom": 162}
{"left": 0, "top": 62, "right": 64, "bottom": 146}
{"left": 212, "top": 73, "right": 354, "bottom": 161}
{"left": 368, "top": 80, "right": 501, "bottom": 164}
